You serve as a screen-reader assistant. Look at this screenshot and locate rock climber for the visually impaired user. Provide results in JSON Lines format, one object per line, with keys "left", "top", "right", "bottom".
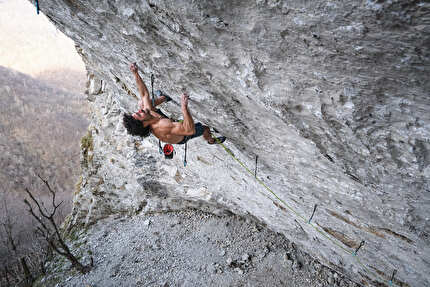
{"left": 123, "top": 63, "right": 226, "bottom": 145}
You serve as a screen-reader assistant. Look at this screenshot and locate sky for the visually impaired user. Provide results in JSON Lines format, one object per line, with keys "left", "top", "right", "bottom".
{"left": 0, "top": 0, "right": 85, "bottom": 76}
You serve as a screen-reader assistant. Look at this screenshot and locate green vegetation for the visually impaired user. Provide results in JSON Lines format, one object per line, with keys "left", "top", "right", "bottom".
{"left": 81, "top": 130, "right": 94, "bottom": 168}
{"left": 74, "top": 175, "right": 83, "bottom": 195}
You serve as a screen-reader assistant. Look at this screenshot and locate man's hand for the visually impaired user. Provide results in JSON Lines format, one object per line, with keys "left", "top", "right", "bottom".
{"left": 181, "top": 94, "right": 189, "bottom": 110}
{"left": 130, "top": 63, "right": 139, "bottom": 74}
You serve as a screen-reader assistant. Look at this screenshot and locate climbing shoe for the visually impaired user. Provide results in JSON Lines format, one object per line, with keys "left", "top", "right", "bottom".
{"left": 155, "top": 90, "right": 172, "bottom": 103}
{"left": 209, "top": 136, "right": 226, "bottom": 145}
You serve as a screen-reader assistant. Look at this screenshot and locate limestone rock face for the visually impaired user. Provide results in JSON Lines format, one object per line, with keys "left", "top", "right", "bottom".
{"left": 39, "top": 1, "right": 429, "bottom": 286}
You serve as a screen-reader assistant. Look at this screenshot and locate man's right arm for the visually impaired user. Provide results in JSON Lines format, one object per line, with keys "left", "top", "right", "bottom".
{"left": 130, "top": 63, "right": 153, "bottom": 110}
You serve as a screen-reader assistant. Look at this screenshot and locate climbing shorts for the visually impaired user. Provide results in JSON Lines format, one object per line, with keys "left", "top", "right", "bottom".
{"left": 176, "top": 122, "right": 205, "bottom": 145}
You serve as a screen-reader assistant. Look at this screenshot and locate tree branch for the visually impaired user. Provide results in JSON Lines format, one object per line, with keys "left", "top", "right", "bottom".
{"left": 23, "top": 177, "right": 92, "bottom": 274}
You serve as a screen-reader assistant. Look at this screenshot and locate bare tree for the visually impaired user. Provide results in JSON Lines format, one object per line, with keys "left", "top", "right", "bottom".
{"left": 0, "top": 186, "right": 67, "bottom": 286}
{"left": 23, "top": 175, "right": 92, "bottom": 274}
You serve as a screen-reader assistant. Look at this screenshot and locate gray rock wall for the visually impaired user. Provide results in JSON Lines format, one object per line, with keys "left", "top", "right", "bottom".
{"left": 38, "top": 0, "right": 429, "bottom": 286}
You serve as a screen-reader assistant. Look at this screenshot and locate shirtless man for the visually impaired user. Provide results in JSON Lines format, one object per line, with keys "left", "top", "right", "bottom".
{"left": 123, "top": 63, "right": 225, "bottom": 145}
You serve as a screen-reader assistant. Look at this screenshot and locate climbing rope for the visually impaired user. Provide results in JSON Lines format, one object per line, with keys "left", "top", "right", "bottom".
{"left": 211, "top": 136, "right": 399, "bottom": 286}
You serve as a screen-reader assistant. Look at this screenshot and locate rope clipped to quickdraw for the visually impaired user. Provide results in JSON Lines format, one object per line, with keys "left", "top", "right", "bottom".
{"left": 35, "top": 0, "right": 40, "bottom": 14}
{"left": 388, "top": 270, "right": 397, "bottom": 286}
{"left": 352, "top": 240, "right": 365, "bottom": 256}
{"left": 308, "top": 204, "right": 318, "bottom": 224}
{"left": 184, "top": 142, "right": 187, "bottom": 167}
{"left": 158, "top": 139, "right": 163, "bottom": 154}
{"left": 151, "top": 74, "right": 155, "bottom": 107}
{"left": 151, "top": 74, "right": 161, "bottom": 154}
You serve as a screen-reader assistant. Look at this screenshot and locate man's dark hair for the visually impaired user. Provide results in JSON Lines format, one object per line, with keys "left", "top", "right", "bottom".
{"left": 123, "top": 113, "right": 150, "bottom": 137}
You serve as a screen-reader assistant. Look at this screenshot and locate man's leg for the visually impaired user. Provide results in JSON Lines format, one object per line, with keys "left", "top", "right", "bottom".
{"left": 183, "top": 123, "right": 225, "bottom": 144}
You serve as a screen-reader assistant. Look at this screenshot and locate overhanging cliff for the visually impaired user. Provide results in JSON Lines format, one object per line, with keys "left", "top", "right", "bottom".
{"left": 38, "top": 1, "right": 429, "bottom": 286}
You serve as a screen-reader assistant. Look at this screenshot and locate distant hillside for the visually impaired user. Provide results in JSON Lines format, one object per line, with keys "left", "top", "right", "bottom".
{"left": 0, "top": 65, "right": 89, "bottom": 198}
{"left": 35, "top": 68, "right": 87, "bottom": 95}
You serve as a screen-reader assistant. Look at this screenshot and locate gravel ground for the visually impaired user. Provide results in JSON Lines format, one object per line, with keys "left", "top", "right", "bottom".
{"left": 40, "top": 209, "right": 360, "bottom": 287}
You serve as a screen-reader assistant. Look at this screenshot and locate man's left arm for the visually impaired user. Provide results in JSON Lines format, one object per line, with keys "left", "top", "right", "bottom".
{"left": 170, "top": 94, "right": 195, "bottom": 136}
